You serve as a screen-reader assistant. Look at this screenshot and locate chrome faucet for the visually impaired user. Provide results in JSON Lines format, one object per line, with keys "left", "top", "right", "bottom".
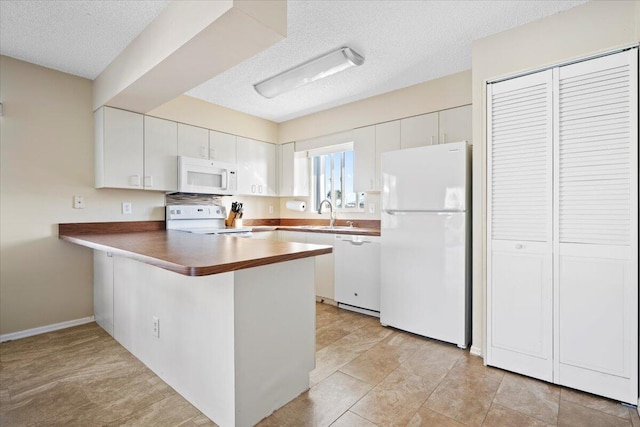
{"left": 318, "top": 199, "right": 336, "bottom": 228}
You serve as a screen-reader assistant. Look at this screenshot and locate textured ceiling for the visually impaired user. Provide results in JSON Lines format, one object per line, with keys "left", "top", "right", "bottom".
{"left": 0, "top": 0, "right": 588, "bottom": 122}
{"left": 188, "top": 0, "right": 588, "bottom": 122}
{"left": 0, "top": 0, "right": 169, "bottom": 79}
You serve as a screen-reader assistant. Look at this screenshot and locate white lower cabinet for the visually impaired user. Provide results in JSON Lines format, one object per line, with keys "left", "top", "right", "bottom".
{"left": 334, "top": 234, "right": 380, "bottom": 315}
{"left": 250, "top": 231, "right": 278, "bottom": 241}
{"left": 305, "top": 233, "right": 335, "bottom": 300}
{"left": 275, "top": 231, "right": 335, "bottom": 300}
{"left": 94, "top": 251, "right": 114, "bottom": 337}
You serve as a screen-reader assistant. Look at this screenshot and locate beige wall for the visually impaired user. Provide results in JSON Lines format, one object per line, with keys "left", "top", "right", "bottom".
{"left": 470, "top": 0, "right": 640, "bottom": 355}
{"left": 0, "top": 57, "right": 280, "bottom": 336}
{"left": 0, "top": 56, "right": 166, "bottom": 335}
{"left": 278, "top": 70, "right": 471, "bottom": 143}
{"left": 149, "top": 95, "right": 279, "bottom": 143}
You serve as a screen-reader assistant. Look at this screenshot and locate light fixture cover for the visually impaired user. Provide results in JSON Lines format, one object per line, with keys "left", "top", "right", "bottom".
{"left": 254, "top": 47, "right": 364, "bottom": 99}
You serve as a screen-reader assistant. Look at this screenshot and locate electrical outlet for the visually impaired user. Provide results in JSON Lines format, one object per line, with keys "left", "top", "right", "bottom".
{"left": 73, "top": 195, "right": 85, "bottom": 209}
{"left": 268, "top": 205, "right": 274, "bottom": 214}
{"left": 152, "top": 317, "right": 159, "bottom": 338}
{"left": 368, "top": 203, "right": 376, "bottom": 214}
{"left": 122, "top": 202, "right": 132, "bottom": 215}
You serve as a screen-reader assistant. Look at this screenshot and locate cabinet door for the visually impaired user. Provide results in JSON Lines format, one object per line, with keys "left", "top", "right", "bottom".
{"left": 353, "top": 126, "right": 376, "bottom": 192}
{"left": 144, "top": 116, "right": 178, "bottom": 191}
{"left": 236, "top": 136, "right": 256, "bottom": 195}
{"left": 263, "top": 142, "right": 277, "bottom": 196}
{"left": 555, "top": 49, "right": 638, "bottom": 404}
{"left": 278, "top": 143, "right": 295, "bottom": 196}
{"left": 209, "top": 130, "right": 236, "bottom": 163}
{"left": 438, "top": 105, "right": 472, "bottom": 144}
{"left": 236, "top": 137, "right": 276, "bottom": 196}
{"left": 97, "top": 107, "right": 144, "bottom": 189}
{"left": 487, "top": 70, "right": 553, "bottom": 381}
{"left": 277, "top": 231, "right": 306, "bottom": 243}
{"left": 400, "top": 112, "right": 438, "bottom": 149}
{"left": 374, "top": 121, "right": 401, "bottom": 190}
{"left": 94, "top": 251, "right": 114, "bottom": 337}
{"left": 305, "top": 233, "right": 334, "bottom": 299}
{"left": 279, "top": 142, "right": 310, "bottom": 197}
{"left": 177, "top": 123, "right": 209, "bottom": 159}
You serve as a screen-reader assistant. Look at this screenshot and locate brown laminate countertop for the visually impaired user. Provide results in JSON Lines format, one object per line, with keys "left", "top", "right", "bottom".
{"left": 60, "top": 230, "right": 332, "bottom": 277}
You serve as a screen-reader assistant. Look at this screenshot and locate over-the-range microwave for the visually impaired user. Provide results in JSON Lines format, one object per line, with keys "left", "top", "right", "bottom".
{"left": 177, "top": 156, "right": 237, "bottom": 195}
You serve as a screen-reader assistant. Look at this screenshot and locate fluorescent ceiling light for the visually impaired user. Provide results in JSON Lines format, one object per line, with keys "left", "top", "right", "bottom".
{"left": 254, "top": 47, "right": 365, "bottom": 99}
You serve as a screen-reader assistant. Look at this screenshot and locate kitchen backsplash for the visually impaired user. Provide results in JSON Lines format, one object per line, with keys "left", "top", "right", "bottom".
{"left": 165, "top": 193, "right": 222, "bottom": 206}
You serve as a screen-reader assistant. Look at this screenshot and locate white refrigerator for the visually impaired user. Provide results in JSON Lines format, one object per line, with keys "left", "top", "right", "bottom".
{"left": 380, "top": 141, "right": 470, "bottom": 348}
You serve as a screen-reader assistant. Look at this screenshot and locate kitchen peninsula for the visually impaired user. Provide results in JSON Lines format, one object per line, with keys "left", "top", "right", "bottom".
{"left": 59, "top": 222, "right": 332, "bottom": 427}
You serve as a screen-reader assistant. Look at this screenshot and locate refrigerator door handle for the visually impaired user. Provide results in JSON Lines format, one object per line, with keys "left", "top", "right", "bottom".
{"left": 383, "top": 209, "right": 464, "bottom": 215}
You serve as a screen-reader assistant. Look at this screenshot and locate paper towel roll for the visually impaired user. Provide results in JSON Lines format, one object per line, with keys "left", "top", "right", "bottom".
{"left": 286, "top": 200, "right": 306, "bottom": 212}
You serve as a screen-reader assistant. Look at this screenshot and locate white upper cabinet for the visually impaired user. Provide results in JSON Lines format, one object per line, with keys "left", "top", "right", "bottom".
{"left": 353, "top": 125, "right": 376, "bottom": 192}
{"left": 278, "top": 142, "right": 309, "bottom": 197}
{"left": 400, "top": 106, "right": 471, "bottom": 148}
{"left": 95, "top": 106, "right": 144, "bottom": 189}
{"left": 209, "top": 130, "right": 237, "bottom": 163}
{"left": 353, "top": 121, "right": 400, "bottom": 192}
{"left": 374, "top": 121, "right": 401, "bottom": 190}
{"left": 177, "top": 123, "right": 209, "bottom": 159}
{"left": 237, "top": 137, "right": 276, "bottom": 196}
{"left": 439, "top": 105, "right": 472, "bottom": 144}
{"left": 400, "top": 112, "right": 438, "bottom": 148}
{"left": 144, "top": 116, "right": 178, "bottom": 192}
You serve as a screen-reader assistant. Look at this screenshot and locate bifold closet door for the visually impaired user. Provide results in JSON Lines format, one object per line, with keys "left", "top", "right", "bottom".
{"left": 554, "top": 49, "right": 638, "bottom": 404}
{"left": 487, "top": 70, "right": 554, "bottom": 381}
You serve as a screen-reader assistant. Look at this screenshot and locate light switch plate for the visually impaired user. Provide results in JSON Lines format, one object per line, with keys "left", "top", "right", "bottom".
{"left": 122, "top": 202, "right": 132, "bottom": 215}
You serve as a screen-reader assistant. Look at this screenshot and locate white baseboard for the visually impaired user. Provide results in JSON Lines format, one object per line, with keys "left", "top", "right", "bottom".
{"left": 0, "top": 316, "right": 95, "bottom": 343}
{"left": 470, "top": 345, "right": 482, "bottom": 357}
{"left": 315, "top": 296, "right": 337, "bottom": 306}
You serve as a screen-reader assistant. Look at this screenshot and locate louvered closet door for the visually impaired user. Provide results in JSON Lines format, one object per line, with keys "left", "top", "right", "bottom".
{"left": 487, "top": 70, "right": 554, "bottom": 381}
{"left": 554, "top": 49, "right": 638, "bottom": 404}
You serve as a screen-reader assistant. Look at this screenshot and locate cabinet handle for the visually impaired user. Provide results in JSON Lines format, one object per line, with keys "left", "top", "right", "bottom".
{"left": 201, "top": 146, "right": 207, "bottom": 158}
{"left": 515, "top": 244, "right": 525, "bottom": 249}
{"left": 441, "top": 133, "right": 446, "bottom": 144}
{"left": 354, "top": 292, "right": 358, "bottom": 297}
{"left": 129, "top": 175, "right": 141, "bottom": 186}
{"left": 251, "top": 184, "right": 256, "bottom": 193}
{"left": 209, "top": 148, "right": 216, "bottom": 159}
{"left": 144, "top": 176, "right": 153, "bottom": 188}
{"left": 258, "top": 185, "right": 263, "bottom": 194}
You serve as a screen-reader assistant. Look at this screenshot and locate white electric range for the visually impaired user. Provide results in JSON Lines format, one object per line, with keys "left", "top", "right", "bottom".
{"left": 166, "top": 205, "right": 253, "bottom": 237}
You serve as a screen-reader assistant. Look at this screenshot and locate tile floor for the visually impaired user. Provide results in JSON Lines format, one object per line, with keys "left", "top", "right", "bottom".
{"left": 0, "top": 303, "right": 638, "bottom": 426}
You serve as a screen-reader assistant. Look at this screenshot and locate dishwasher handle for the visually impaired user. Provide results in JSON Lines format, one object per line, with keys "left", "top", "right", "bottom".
{"left": 348, "top": 240, "right": 371, "bottom": 246}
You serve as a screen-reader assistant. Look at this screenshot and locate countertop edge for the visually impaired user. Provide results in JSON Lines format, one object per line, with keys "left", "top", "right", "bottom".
{"left": 60, "top": 233, "right": 332, "bottom": 277}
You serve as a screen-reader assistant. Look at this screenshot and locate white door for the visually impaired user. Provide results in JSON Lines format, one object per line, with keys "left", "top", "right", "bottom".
{"left": 381, "top": 212, "right": 467, "bottom": 347}
{"left": 487, "top": 70, "right": 554, "bottom": 381}
{"left": 554, "top": 49, "right": 638, "bottom": 403}
{"left": 381, "top": 142, "right": 468, "bottom": 212}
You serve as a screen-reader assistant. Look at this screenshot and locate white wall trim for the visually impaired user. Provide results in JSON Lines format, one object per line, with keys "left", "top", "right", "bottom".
{"left": 470, "top": 345, "right": 482, "bottom": 357}
{"left": 0, "top": 316, "right": 95, "bottom": 343}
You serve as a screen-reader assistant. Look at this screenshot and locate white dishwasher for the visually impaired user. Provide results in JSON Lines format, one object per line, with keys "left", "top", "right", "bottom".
{"left": 334, "top": 234, "right": 381, "bottom": 317}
